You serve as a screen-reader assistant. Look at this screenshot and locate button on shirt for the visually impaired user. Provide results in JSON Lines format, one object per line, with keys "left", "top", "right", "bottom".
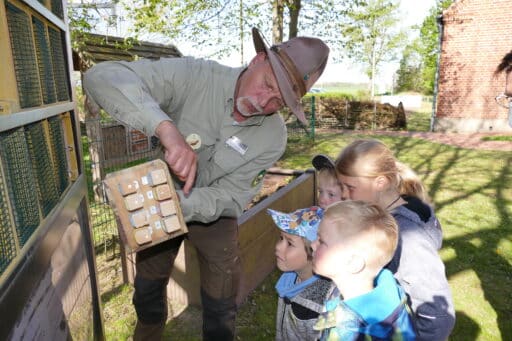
{"left": 83, "top": 57, "right": 287, "bottom": 223}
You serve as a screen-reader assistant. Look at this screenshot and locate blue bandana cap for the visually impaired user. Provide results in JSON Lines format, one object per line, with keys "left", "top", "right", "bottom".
{"left": 267, "top": 206, "right": 323, "bottom": 242}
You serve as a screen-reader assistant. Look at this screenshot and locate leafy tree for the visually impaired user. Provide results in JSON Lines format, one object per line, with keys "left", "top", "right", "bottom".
{"left": 123, "top": 0, "right": 269, "bottom": 60}
{"left": 334, "top": 0, "right": 406, "bottom": 98}
{"left": 121, "top": 0, "right": 360, "bottom": 61}
{"left": 287, "top": 0, "right": 301, "bottom": 39}
{"left": 68, "top": 0, "right": 369, "bottom": 68}
{"left": 395, "top": 43, "right": 423, "bottom": 93}
{"left": 68, "top": 3, "right": 98, "bottom": 50}
{"left": 417, "top": 0, "right": 453, "bottom": 94}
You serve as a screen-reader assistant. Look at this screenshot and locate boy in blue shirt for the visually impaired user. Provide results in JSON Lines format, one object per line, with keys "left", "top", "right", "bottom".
{"left": 312, "top": 200, "right": 416, "bottom": 340}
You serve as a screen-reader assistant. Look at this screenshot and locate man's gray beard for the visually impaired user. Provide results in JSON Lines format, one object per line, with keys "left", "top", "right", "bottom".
{"left": 237, "top": 96, "right": 263, "bottom": 117}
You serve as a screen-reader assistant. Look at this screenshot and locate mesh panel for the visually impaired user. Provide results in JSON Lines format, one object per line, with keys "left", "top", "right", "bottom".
{"left": 50, "top": 0, "right": 64, "bottom": 19}
{"left": 32, "top": 16, "right": 57, "bottom": 105}
{"left": 48, "top": 27, "right": 70, "bottom": 102}
{"left": 0, "top": 170, "right": 17, "bottom": 276}
{"left": 25, "top": 122, "right": 60, "bottom": 217}
{"left": 48, "top": 116, "right": 70, "bottom": 194}
{"left": 5, "top": 2, "right": 41, "bottom": 108}
{"left": 0, "top": 128, "right": 40, "bottom": 246}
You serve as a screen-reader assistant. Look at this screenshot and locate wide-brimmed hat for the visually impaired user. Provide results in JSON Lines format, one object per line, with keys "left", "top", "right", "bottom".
{"left": 267, "top": 206, "right": 324, "bottom": 242}
{"left": 312, "top": 154, "right": 335, "bottom": 171}
{"left": 252, "top": 28, "right": 329, "bottom": 125}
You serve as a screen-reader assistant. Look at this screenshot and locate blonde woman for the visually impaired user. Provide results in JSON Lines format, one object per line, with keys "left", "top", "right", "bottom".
{"left": 335, "top": 139, "right": 455, "bottom": 341}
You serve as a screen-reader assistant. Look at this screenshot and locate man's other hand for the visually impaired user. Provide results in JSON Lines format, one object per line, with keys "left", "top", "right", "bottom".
{"left": 155, "top": 120, "right": 197, "bottom": 196}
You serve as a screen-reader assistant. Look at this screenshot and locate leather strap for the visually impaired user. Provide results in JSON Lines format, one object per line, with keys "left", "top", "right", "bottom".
{"left": 271, "top": 45, "right": 307, "bottom": 97}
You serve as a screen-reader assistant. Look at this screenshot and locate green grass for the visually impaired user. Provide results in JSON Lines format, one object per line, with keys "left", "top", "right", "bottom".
{"left": 481, "top": 135, "right": 512, "bottom": 142}
{"left": 102, "top": 284, "right": 137, "bottom": 340}
{"left": 406, "top": 110, "right": 431, "bottom": 132}
{"left": 320, "top": 82, "right": 369, "bottom": 96}
{"left": 404, "top": 96, "right": 433, "bottom": 132}
{"left": 99, "top": 133, "right": 512, "bottom": 340}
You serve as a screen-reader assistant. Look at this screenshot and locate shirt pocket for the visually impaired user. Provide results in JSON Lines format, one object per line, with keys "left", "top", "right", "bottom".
{"left": 195, "top": 141, "right": 248, "bottom": 187}
{"left": 212, "top": 140, "right": 248, "bottom": 175}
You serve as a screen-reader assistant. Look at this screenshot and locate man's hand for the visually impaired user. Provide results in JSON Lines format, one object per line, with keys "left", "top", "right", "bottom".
{"left": 155, "top": 120, "right": 197, "bottom": 196}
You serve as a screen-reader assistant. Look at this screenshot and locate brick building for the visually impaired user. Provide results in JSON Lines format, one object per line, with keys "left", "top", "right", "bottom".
{"left": 435, "top": 0, "right": 512, "bottom": 132}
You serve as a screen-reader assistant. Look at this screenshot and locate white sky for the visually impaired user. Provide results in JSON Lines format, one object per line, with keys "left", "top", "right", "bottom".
{"left": 316, "top": 0, "right": 437, "bottom": 87}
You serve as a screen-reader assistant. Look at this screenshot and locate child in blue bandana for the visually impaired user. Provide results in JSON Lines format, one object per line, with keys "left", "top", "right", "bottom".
{"left": 268, "top": 206, "right": 334, "bottom": 341}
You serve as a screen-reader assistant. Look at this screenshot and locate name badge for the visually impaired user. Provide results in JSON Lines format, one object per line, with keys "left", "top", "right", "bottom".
{"left": 225, "top": 136, "right": 248, "bottom": 155}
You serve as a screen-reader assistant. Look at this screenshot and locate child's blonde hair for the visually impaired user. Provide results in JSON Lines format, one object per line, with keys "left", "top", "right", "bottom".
{"left": 323, "top": 200, "right": 398, "bottom": 272}
{"left": 335, "top": 139, "right": 429, "bottom": 202}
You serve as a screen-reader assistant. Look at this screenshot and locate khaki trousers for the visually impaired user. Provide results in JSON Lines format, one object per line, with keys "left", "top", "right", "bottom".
{"left": 133, "top": 217, "right": 241, "bottom": 341}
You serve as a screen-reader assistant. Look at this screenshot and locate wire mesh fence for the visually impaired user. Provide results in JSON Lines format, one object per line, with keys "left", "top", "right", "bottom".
{"left": 0, "top": 174, "right": 16, "bottom": 275}
{"left": 6, "top": 1, "right": 41, "bottom": 108}
{"left": 0, "top": 115, "right": 73, "bottom": 277}
{"left": 283, "top": 96, "right": 316, "bottom": 140}
{"left": 32, "top": 16, "right": 57, "bottom": 105}
{"left": 25, "top": 121, "right": 60, "bottom": 217}
{"left": 82, "top": 116, "right": 159, "bottom": 253}
{"left": 0, "top": 127, "right": 40, "bottom": 247}
{"left": 5, "top": 0, "right": 70, "bottom": 108}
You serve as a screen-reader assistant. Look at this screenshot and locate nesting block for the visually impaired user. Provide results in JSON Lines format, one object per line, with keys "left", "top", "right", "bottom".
{"left": 124, "top": 194, "right": 144, "bottom": 211}
{"left": 148, "top": 169, "right": 167, "bottom": 186}
{"left": 159, "top": 200, "right": 176, "bottom": 217}
{"left": 162, "top": 215, "right": 181, "bottom": 234}
{"left": 118, "top": 179, "right": 139, "bottom": 195}
{"left": 134, "top": 228, "right": 152, "bottom": 245}
{"left": 155, "top": 184, "right": 172, "bottom": 200}
{"left": 104, "top": 160, "right": 188, "bottom": 252}
{"left": 130, "top": 210, "right": 149, "bottom": 228}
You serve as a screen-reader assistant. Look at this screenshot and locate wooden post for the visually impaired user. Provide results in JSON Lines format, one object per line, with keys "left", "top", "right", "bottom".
{"left": 85, "top": 115, "right": 104, "bottom": 202}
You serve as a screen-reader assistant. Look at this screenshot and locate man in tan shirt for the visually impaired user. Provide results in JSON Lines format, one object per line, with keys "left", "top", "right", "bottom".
{"left": 84, "top": 28, "right": 329, "bottom": 340}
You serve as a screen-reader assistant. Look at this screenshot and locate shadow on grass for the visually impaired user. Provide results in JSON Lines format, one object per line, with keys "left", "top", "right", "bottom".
{"left": 442, "top": 157, "right": 512, "bottom": 340}
{"left": 388, "top": 138, "right": 512, "bottom": 340}
{"left": 163, "top": 305, "right": 203, "bottom": 340}
{"left": 451, "top": 311, "right": 480, "bottom": 341}
{"left": 101, "top": 283, "right": 130, "bottom": 304}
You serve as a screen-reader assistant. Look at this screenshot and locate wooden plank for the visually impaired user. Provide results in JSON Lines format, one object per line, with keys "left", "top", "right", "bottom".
{"left": 238, "top": 171, "right": 315, "bottom": 249}
{"left": 236, "top": 171, "right": 315, "bottom": 304}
